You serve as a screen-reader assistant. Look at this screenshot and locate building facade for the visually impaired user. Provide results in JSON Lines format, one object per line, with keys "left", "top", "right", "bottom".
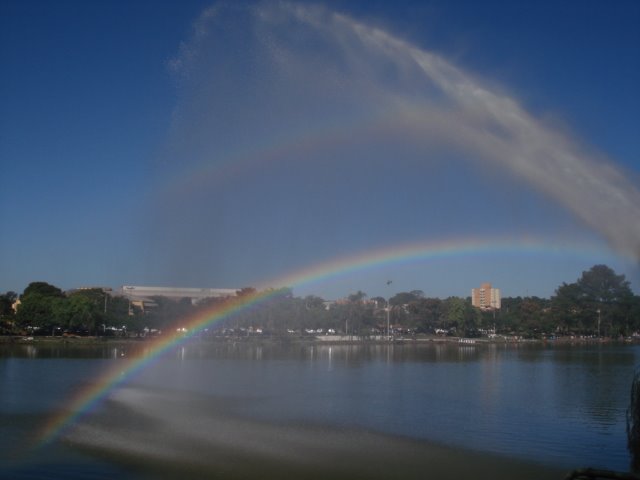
{"left": 471, "top": 282, "right": 501, "bottom": 310}
{"left": 120, "top": 285, "right": 238, "bottom": 312}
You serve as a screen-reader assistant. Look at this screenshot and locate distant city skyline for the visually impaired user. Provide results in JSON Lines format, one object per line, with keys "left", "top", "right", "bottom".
{"left": 1, "top": 1, "right": 638, "bottom": 301}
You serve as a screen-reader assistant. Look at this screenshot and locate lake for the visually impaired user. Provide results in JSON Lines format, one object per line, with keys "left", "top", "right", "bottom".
{"left": 0, "top": 340, "right": 636, "bottom": 479}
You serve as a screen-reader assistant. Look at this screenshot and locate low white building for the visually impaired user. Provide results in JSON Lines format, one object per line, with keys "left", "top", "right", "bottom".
{"left": 120, "top": 285, "right": 238, "bottom": 309}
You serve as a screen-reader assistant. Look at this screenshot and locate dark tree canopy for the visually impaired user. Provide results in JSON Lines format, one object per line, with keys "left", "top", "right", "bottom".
{"left": 22, "top": 282, "right": 64, "bottom": 299}
{"left": 389, "top": 291, "right": 421, "bottom": 306}
{"left": 3, "top": 264, "right": 638, "bottom": 338}
{"left": 0, "top": 291, "right": 17, "bottom": 317}
{"left": 347, "top": 291, "right": 367, "bottom": 303}
{"left": 552, "top": 265, "right": 636, "bottom": 336}
{"left": 576, "top": 264, "right": 632, "bottom": 303}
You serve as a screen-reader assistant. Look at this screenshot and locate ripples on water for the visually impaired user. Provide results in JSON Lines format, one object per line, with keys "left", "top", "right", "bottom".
{"left": 0, "top": 341, "right": 636, "bottom": 478}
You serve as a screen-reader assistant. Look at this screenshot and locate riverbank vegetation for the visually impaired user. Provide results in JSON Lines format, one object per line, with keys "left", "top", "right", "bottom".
{"left": 1, "top": 265, "right": 639, "bottom": 340}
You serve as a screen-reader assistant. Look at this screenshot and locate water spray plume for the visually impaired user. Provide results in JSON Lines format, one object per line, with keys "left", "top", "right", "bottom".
{"left": 164, "top": 1, "right": 640, "bottom": 262}
{"left": 321, "top": 6, "right": 640, "bottom": 259}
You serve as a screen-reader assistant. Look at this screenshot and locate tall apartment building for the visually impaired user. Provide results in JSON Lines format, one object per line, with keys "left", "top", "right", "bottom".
{"left": 471, "top": 282, "right": 501, "bottom": 310}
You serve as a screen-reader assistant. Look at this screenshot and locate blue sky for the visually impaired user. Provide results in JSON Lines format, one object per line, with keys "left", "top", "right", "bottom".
{"left": 1, "top": 0, "right": 639, "bottom": 300}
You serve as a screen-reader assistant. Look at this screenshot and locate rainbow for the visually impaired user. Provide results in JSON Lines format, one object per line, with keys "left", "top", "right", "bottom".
{"left": 35, "top": 235, "right": 615, "bottom": 447}
{"left": 160, "top": 108, "right": 422, "bottom": 202}
{"left": 35, "top": 286, "right": 281, "bottom": 448}
{"left": 254, "top": 236, "right": 614, "bottom": 293}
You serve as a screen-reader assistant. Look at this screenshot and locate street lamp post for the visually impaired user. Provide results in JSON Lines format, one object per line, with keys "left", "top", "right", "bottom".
{"left": 386, "top": 280, "right": 392, "bottom": 341}
{"left": 386, "top": 300, "right": 390, "bottom": 341}
{"left": 597, "top": 308, "right": 601, "bottom": 337}
{"left": 103, "top": 288, "right": 112, "bottom": 314}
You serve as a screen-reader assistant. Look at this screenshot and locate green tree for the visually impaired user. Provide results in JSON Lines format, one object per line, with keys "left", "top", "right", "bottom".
{"left": 109, "top": 295, "right": 137, "bottom": 334}
{"left": 16, "top": 282, "right": 67, "bottom": 333}
{"left": 389, "top": 291, "right": 420, "bottom": 306}
{"left": 303, "top": 295, "right": 326, "bottom": 310}
{"left": 552, "top": 265, "right": 635, "bottom": 336}
{"left": 552, "top": 282, "right": 584, "bottom": 333}
{"left": 22, "top": 281, "right": 64, "bottom": 299}
{"left": 443, "top": 297, "right": 466, "bottom": 333}
{"left": 0, "top": 291, "right": 17, "bottom": 317}
{"left": 63, "top": 294, "right": 99, "bottom": 333}
{"left": 577, "top": 265, "right": 632, "bottom": 304}
{"left": 627, "top": 296, "right": 640, "bottom": 335}
{"left": 348, "top": 290, "right": 367, "bottom": 303}
{"left": 414, "top": 297, "right": 442, "bottom": 332}
{"left": 146, "top": 296, "right": 194, "bottom": 332}
{"left": 370, "top": 296, "right": 386, "bottom": 307}
{"left": 66, "top": 289, "right": 111, "bottom": 334}
{"left": 0, "top": 291, "right": 18, "bottom": 333}
{"left": 576, "top": 265, "right": 633, "bottom": 336}
{"left": 15, "top": 294, "right": 62, "bottom": 334}
{"left": 461, "top": 298, "right": 481, "bottom": 335}
{"left": 498, "top": 296, "right": 551, "bottom": 337}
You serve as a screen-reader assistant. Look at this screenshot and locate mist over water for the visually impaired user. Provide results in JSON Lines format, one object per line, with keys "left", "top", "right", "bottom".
{"left": 3, "top": 342, "right": 633, "bottom": 479}
{"left": 144, "top": 1, "right": 639, "bottom": 288}
{"left": 61, "top": 384, "right": 563, "bottom": 480}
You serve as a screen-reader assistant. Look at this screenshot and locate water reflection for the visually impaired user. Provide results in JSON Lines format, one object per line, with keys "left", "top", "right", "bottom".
{"left": 25, "top": 344, "right": 37, "bottom": 358}
{"left": 0, "top": 342, "right": 144, "bottom": 360}
{"left": 550, "top": 345, "right": 636, "bottom": 430}
{"left": 1, "top": 340, "right": 637, "bottom": 472}
{"left": 302, "top": 342, "right": 489, "bottom": 365}
{"left": 457, "top": 345, "right": 478, "bottom": 361}
{"left": 479, "top": 345, "right": 501, "bottom": 415}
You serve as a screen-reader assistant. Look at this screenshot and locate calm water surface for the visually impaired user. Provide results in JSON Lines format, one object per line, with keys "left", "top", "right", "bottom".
{"left": 0, "top": 341, "right": 636, "bottom": 479}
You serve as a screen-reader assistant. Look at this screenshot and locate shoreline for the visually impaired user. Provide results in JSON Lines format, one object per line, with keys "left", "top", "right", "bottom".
{"left": 0, "top": 333, "right": 631, "bottom": 347}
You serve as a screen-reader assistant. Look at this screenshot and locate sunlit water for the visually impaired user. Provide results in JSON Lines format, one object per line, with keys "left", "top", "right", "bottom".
{"left": 1, "top": 341, "right": 636, "bottom": 479}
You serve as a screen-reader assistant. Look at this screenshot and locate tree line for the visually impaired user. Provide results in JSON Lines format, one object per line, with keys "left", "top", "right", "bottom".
{"left": 1, "top": 265, "right": 639, "bottom": 339}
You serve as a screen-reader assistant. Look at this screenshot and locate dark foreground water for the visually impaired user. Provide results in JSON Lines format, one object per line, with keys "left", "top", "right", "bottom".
{"left": 1, "top": 340, "right": 636, "bottom": 479}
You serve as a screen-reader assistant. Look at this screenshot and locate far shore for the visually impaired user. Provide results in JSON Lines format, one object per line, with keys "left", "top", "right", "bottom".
{"left": 0, "top": 332, "right": 632, "bottom": 347}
